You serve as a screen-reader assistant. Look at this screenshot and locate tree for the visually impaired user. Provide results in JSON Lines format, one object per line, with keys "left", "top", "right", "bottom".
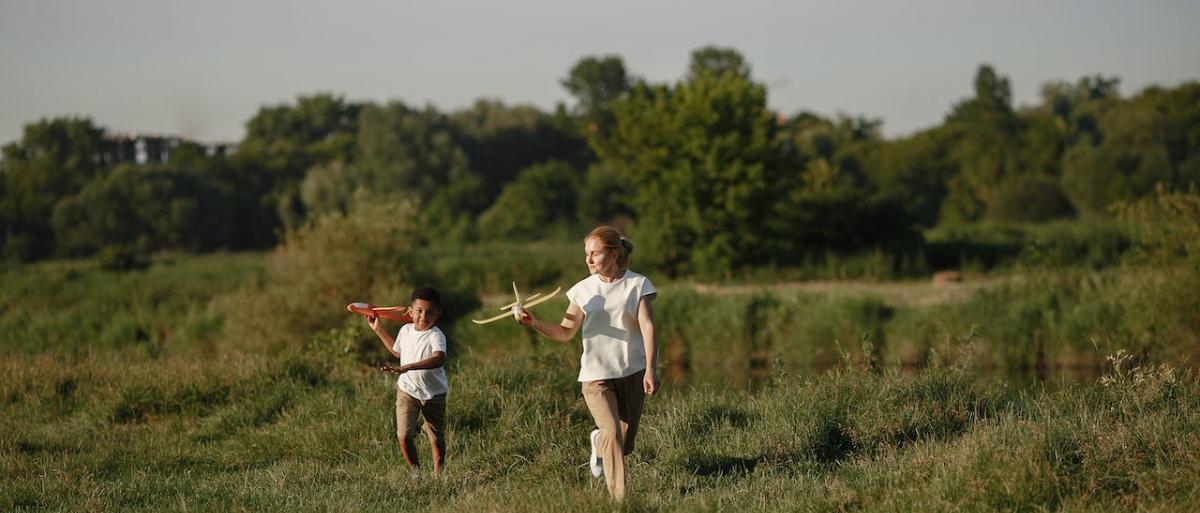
{"left": 1060, "top": 83, "right": 1200, "bottom": 216}
{"left": 577, "top": 164, "right": 634, "bottom": 227}
{"left": 562, "top": 55, "right": 632, "bottom": 122}
{"left": 1, "top": 117, "right": 109, "bottom": 259}
{"left": 987, "top": 174, "right": 1075, "bottom": 221}
{"left": 941, "top": 64, "right": 1024, "bottom": 222}
{"left": 420, "top": 173, "right": 489, "bottom": 244}
{"left": 449, "top": 99, "right": 586, "bottom": 200}
{"left": 596, "top": 62, "right": 778, "bottom": 276}
{"left": 355, "top": 102, "right": 471, "bottom": 206}
{"left": 51, "top": 164, "right": 229, "bottom": 255}
{"left": 477, "top": 161, "right": 583, "bottom": 241}
{"left": 687, "top": 46, "right": 750, "bottom": 80}
{"left": 867, "top": 125, "right": 957, "bottom": 227}
{"left": 235, "top": 93, "right": 362, "bottom": 231}
{"left": 561, "top": 55, "right": 634, "bottom": 149}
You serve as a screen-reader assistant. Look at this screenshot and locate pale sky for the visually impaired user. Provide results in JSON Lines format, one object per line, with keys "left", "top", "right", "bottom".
{"left": 1, "top": 0, "right": 1197, "bottom": 146}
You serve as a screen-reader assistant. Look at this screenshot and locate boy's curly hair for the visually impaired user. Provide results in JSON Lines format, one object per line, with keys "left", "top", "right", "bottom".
{"left": 410, "top": 287, "right": 442, "bottom": 312}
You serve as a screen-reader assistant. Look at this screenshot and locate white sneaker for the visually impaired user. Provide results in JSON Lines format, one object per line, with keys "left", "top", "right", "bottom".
{"left": 589, "top": 428, "right": 604, "bottom": 478}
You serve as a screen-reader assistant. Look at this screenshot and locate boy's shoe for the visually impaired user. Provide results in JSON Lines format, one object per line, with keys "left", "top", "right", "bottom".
{"left": 589, "top": 429, "right": 604, "bottom": 478}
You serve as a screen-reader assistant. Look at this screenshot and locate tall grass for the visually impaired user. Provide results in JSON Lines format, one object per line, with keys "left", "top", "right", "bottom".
{"left": 887, "top": 265, "right": 1200, "bottom": 371}
{"left": 0, "top": 252, "right": 263, "bottom": 356}
{"left": 3, "top": 347, "right": 1196, "bottom": 512}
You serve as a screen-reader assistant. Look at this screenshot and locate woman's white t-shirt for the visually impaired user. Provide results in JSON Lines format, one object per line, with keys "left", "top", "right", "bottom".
{"left": 566, "top": 270, "right": 657, "bottom": 382}
{"left": 392, "top": 324, "right": 449, "bottom": 400}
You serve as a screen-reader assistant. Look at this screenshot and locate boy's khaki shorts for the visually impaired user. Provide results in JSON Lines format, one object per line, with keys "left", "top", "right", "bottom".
{"left": 395, "top": 390, "right": 446, "bottom": 447}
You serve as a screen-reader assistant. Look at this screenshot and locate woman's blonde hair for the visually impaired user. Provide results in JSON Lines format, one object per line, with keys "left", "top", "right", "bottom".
{"left": 586, "top": 226, "right": 633, "bottom": 270}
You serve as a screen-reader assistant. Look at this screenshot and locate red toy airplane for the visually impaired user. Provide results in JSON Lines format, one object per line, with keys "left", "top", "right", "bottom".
{"left": 346, "top": 302, "right": 411, "bottom": 322}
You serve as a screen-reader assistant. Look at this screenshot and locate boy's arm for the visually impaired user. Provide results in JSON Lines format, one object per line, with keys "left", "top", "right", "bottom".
{"left": 518, "top": 303, "right": 583, "bottom": 342}
{"left": 368, "top": 316, "right": 401, "bottom": 358}
{"left": 385, "top": 351, "right": 445, "bottom": 373}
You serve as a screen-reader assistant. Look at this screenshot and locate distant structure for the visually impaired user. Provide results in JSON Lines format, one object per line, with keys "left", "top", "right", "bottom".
{"left": 204, "top": 141, "right": 237, "bottom": 158}
{"left": 103, "top": 133, "right": 237, "bottom": 165}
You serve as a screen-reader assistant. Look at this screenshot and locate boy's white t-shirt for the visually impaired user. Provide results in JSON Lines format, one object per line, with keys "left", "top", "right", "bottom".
{"left": 392, "top": 324, "right": 449, "bottom": 400}
{"left": 566, "top": 270, "right": 657, "bottom": 382}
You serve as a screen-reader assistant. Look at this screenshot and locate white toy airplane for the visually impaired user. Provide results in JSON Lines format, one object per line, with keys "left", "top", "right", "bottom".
{"left": 472, "top": 281, "right": 562, "bottom": 324}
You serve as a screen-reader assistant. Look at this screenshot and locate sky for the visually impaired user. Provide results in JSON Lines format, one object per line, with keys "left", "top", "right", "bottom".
{"left": 1, "top": 0, "right": 1197, "bottom": 145}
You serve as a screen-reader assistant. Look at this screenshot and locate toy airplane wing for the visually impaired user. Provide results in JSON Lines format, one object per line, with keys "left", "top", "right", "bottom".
{"left": 471, "top": 285, "right": 562, "bottom": 325}
{"left": 347, "top": 302, "right": 410, "bottom": 321}
{"left": 522, "top": 286, "right": 561, "bottom": 310}
{"left": 471, "top": 310, "right": 516, "bottom": 325}
{"left": 500, "top": 291, "right": 543, "bottom": 311}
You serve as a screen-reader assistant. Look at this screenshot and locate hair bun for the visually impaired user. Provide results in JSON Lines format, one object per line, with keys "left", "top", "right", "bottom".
{"left": 620, "top": 237, "right": 634, "bottom": 256}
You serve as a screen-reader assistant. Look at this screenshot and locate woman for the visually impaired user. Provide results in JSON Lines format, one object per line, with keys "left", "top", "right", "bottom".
{"left": 519, "top": 226, "right": 659, "bottom": 501}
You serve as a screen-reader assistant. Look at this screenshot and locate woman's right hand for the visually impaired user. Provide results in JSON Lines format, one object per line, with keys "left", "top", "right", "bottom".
{"left": 518, "top": 310, "right": 535, "bottom": 327}
{"left": 367, "top": 315, "right": 381, "bottom": 332}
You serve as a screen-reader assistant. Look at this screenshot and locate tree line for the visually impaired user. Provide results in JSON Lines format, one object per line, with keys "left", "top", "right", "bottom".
{"left": 2, "top": 46, "right": 1198, "bottom": 275}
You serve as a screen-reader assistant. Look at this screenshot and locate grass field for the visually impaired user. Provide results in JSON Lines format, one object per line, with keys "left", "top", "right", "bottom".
{"left": 2, "top": 238, "right": 1199, "bottom": 511}
{"left": 3, "top": 348, "right": 1197, "bottom": 512}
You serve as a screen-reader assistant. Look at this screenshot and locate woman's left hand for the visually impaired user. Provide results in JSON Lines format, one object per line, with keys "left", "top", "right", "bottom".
{"left": 643, "top": 369, "right": 660, "bottom": 395}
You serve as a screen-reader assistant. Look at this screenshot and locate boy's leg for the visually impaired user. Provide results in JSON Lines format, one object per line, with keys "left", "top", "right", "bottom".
{"left": 395, "top": 390, "right": 422, "bottom": 469}
{"left": 614, "top": 370, "right": 647, "bottom": 455}
{"left": 420, "top": 394, "right": 448, "bottom": 474}
{"left": 582, "top": 380, "right": 625, "bottom": 500}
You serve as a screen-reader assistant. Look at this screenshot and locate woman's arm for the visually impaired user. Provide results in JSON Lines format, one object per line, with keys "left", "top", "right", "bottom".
{"left": 368, "top": 316, "right": 401, "bottom": 358}
{"left": 639, "top": 294, "right": 660, "bottom": 395}
{"left": 519, "top": 303, "right": 584, "bottom": 342}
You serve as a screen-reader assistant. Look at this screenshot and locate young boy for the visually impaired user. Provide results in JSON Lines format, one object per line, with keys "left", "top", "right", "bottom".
{"left": 367, "top": 286, "right": 449, "bottom": 474}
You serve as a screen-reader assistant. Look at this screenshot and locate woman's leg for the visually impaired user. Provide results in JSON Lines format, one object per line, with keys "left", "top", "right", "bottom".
{"left": 614, "top": 370, "right": 646, "bottom": 455}
{"left": 582, "top": 380, "right": 626, "bottom": 500}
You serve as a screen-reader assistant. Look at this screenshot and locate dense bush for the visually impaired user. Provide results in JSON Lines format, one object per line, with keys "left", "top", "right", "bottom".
{"left": 217, "top": 199, "right": 424, "bottom": 353}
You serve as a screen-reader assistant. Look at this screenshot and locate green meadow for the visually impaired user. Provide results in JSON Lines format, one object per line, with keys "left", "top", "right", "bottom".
{"left": 3, "top": 210, "right": 1199, "bottom": 511}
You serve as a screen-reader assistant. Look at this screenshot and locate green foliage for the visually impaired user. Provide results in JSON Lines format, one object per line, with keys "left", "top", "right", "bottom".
{"left": 891, "top": 265, "right": 1200, "bottom": 369}
{"left": 561, "top": 55, "right": 631, "bottom": 143}
{"left": 986, "top": 174, "right": 1074, "bottom": 222}
{"left": 1116, "top": 185, "right": 1200, "bottom": 268}
{"left": 236, "top": 93, "right": 362, "bottom": 230}
{"left": 942, "top": 65, "right": 1024, "bottom": 222}
{"left": 94, "top": 245, "right": 150, "bottom": 272}
{"left": 1061, "top": 85, "right": 1200, "bottom": 216}
{"left": 771, "top": 188, "right": 923, "bottom": 263}
{"left": 0, "top": 252, "right": 263, "bottom": 355}
{"left": 477, "top": 161, "right": 583, "bottom": 241}
{"left": 687, "top": 45, "right": 751, "bottom": 80}
{"left": 217, "top": 199, "right": 423, "bottom": 353}
{"left": 420, "top": 173, "right": 490, "bottom": 244}
{"left": 924, "top": 219, "right": 1136, "bottom": 271}
{"left": 353, "top": 102, "right": 472, "bottom": 205}
{"left": 868, "top": 126, "right": 955, "bottom": 227}
{"left": 450, "top": 99, "right": 586, "bottom": 199}
{"left": 0, "top": 117, "right": 109, "bottom": 260}
{"left": 298, "top": 159, "right": 359, "bottom": 216}
{"left": 598, "top": 54, "right": 779, "bottom": 277}
{"left": 576, "top": 164, "right": 634, "bottom": 226}
{"left": 1061, "top": 137, "right": 1171, "bottom": 216}
{"left": 410, "top": 240, "right": 579, "bottom": 297}
{"left": 51, "top": 164, "right": 230, "bottom": 255}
